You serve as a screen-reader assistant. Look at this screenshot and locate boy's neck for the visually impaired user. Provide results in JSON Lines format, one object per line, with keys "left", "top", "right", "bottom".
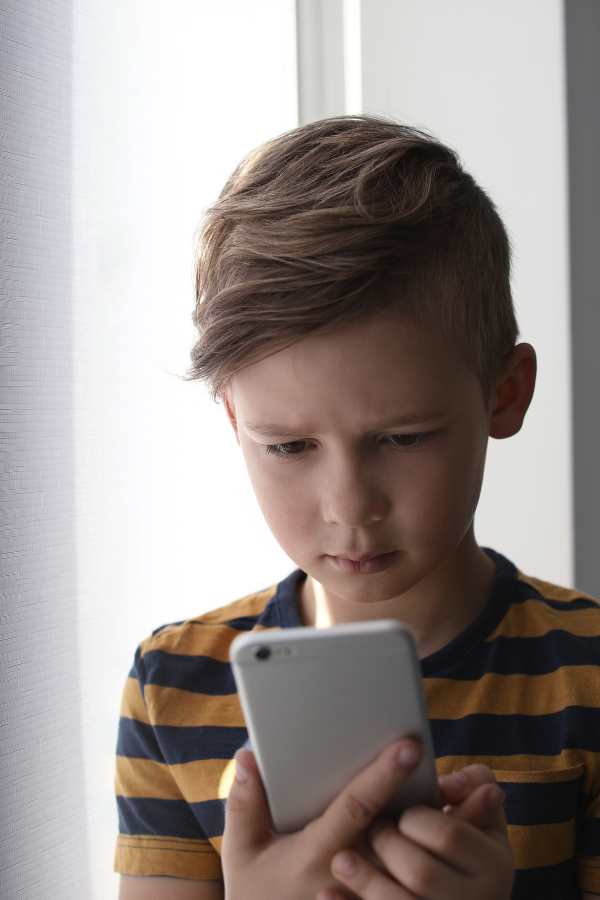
{"left": 297, "top": 533, "right": 496, "bottom": 659}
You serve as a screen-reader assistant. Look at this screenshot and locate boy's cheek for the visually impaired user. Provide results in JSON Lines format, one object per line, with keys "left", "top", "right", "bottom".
{"left": 240, "top": 428, "right": 487, "bottom": 575}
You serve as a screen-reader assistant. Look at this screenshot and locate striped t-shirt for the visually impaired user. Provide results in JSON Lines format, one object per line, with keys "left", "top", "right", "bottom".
{"left": 115, "top": 549, "right": 600, "bottom": 898}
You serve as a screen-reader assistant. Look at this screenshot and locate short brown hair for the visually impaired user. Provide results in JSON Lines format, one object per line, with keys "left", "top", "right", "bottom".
{"left": 187, "top": 115, "right": 518, "bottom": 399}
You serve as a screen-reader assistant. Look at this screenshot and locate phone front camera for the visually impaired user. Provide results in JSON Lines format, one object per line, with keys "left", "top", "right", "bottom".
{"left": 253, "top": 646, "right": 271, "bottom": 661}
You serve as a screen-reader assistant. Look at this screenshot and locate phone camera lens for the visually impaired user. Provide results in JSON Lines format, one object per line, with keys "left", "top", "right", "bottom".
{"left": 253, "top": 646, "right": 271, "bottom": 661}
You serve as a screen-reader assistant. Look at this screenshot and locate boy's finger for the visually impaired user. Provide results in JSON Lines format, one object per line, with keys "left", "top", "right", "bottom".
{"left": 398, "top": 802, "right": 510, "bottom": 875}
{"left": 370, "top": 814, "right": 513, "bottom": 898}
{"left": 328, "top": 847, "right": 415, "bottom": 900}
{"left": 308, "top": 740, "right": 422, "bottom": 854}
{"left": 438, "top": 764, "right": 498, "bottom": 807}
{"left": 445, "top": 781, "right": 509, "bottom": 835}
{"left": 221, "top": 749, "right": 273, "bottom": 861}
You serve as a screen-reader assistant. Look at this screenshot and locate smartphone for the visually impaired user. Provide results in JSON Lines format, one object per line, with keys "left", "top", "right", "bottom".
{"left": 230, "top": 619, "right": 440, "bottom": 833}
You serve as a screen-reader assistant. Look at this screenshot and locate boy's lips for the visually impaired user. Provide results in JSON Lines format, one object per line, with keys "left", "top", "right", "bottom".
{"left": 328, "top": 550, "right": 398, "bottom": 576}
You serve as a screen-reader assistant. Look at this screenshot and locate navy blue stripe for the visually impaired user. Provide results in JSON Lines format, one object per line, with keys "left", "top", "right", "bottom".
{"left": 267, "top": 568, "right": 304, "bottom": 629}
{"left": 262, "top": 601, "right": 295, "bottom": 628}
{"left": 431, "top": 707, "right": 600, "bottom": 757}
{"left": 511, "top": 858, "right": 577, "bottom": 900}
{"left": 193, "top": 616, "right": 263, "bottom": 632}
{"left": 154, "top": 725, "right": 248, "bottom": 765}
{"left": 431, "top": 632, "right": 600, "bottom": 679}
{"left": 118, "top": 719, "right": 249, "bottom": 765}
{"left": 512, "top": 593, "right": 599, "bottom": 611}
{"left": 117, "top": 717, "right": 165, "bottom": 762}
{"left": 422, "top": 549, "right": 515, "bottom": 676}
{"left": 578, "top": 815, "right": 600, "bottom": 856}
{"left": 140, "top": 650, "right": 237, "bottom": 695}
{"left": 189, "top": 798, "right": 226, "bottom": 840}
{"left": 498, "top": 777, "right": 581, "bottom": 826}
{"left": 117, "top": 796, "right": 208, "bottom": 840}
{"left": 577, "top": 787, "right": 596, "bottom": 838}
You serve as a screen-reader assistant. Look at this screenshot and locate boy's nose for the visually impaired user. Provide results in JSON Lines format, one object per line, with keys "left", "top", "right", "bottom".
{"left": 321, "top": 458, "right": 389, "bottom": 528}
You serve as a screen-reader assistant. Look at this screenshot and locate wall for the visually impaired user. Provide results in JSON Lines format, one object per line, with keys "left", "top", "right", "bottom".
{"left": 359, "top": 0, "right": 573, "bottom": 585}
{"left": 566, "top": 0, "right": 600, "bottom": 597}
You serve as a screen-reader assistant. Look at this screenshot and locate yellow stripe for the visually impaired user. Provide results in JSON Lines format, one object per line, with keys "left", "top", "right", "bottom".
{"left": 492, "top": 764, "right": 584, "bottom": 783}
{"left": 120, "top": 676, "right": 150, "bottom": 722}
{"left": 508, "top": 819, "right": 576, "bottom": 869}
{"left": 434, "top": 751, "right": 600, "bottom": 791}
{"left": 579, "top": 858, "right": 600, "bottom": 894}
{"left": 217, "top": 758, "right": 237, "bottom": 799}
{"left": 115, "top": 755, "right": 185, "bottom": 800}
{"left": 517, "top": 572, "right": 597, "bottom": 606}
{"left": 144, "top": 685, "right": 245, "bottom": 727}
{"left": 486, "top": 598, "right": 600, "bottom": 641}
{"left": 425, "top": 668, "right": 600, "bottom": 718}
{"left": 193, "top": 585, "right": 278, "bottom": 624}
{"left": 169, "top": 758, "right": 237, "bottom": 803}
{"left": 140, "top": 622, "right": 275, "bottom": 663}
{"left": 115, "top": 836, "right": 222, "bottom": 879}
{"left": 117, "top": 835, "right": 214, "bottom": 851}
{"left": 139, "top": 586, "right": 278, "bottom": 655}
{"left": 116, "top": 755, "right": 240, "bottom": 803}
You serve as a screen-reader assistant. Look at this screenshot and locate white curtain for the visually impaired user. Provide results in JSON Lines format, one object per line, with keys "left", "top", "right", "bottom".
{"left": 1, "top": 2, "right": 297, "bottom": 896}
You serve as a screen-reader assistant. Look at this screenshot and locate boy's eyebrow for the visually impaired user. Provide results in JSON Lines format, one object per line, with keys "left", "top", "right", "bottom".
{"left": 243, "top": 422, "right": 311, "bottom": 438}
{"left": 243, "top": 410, "right": 446, "bottom": 437}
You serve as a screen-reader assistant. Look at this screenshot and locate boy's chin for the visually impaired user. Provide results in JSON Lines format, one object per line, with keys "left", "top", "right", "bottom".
{"left": 316, "top": 568, "right": 416, "bottom": 607}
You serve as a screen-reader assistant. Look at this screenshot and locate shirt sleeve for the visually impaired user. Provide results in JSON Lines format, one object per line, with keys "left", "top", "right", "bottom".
{"left": 114, "top": 653, "right": 223, "bottom": 881}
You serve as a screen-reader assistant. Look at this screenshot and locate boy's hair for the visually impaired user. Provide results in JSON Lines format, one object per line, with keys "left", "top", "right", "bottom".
{"left": 187, "top": 116, "right": 518, "bottom": 400}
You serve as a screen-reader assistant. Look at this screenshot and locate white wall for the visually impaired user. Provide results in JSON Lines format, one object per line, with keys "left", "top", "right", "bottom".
{"left": 360, "top": 0, "right": 573, "bottom": 586}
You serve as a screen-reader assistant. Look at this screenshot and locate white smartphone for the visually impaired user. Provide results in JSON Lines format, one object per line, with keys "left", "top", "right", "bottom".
{"left": 230, "top": 619, "right": 440, "bottom": 833}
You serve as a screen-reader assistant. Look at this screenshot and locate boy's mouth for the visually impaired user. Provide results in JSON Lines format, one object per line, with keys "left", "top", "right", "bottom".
{"left": 328, "top": 551, "right": 397, "bottom": 576}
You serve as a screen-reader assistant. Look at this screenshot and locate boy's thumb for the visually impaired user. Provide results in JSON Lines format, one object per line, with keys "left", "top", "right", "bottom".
{"left": 221, "top": 749, "right": 273, "bottom": 861}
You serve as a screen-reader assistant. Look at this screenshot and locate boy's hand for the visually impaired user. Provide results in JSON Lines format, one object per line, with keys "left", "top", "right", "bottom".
{"left": 318, "top": 765, "right": 514, "bottom": 900}
{"left": 221, "top": 739, "right": 423, "bottom": 900}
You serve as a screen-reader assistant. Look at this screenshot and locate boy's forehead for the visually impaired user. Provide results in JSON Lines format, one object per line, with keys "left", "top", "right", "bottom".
{"left": 230, "top": 313, "right": 481, "bottom": 429}
{"left": 243, "top": 312, "right": 458, "bottom": 380}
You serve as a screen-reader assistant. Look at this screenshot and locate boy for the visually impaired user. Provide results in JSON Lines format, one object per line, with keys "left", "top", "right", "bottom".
{"left": 115, "top": 117, "right": 600, "bottom": 900}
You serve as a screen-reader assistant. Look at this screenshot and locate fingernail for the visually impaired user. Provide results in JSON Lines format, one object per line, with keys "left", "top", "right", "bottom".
{"left": 487, "top": 786, "right": 505, "bottom": 811}
{"left": 398, "top": 743, "right": 421, "bottom": 767}
{"left": 333, "top": 850, "right": 357, "bottom": 876}
{"left": 234, "top": 754, "right": 248, "bottom": 783}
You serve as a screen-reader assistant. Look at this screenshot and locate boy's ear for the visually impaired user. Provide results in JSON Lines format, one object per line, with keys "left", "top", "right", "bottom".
{"left": 223, "top": 392, "right": 241, "bottom": 444}
{"left": 489, "top": 343, "right": 537, "bottom": 439}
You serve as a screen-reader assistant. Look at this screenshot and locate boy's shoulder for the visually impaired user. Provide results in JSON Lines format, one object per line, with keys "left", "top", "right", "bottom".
{"left": 135, "top": 569, "right": 304, "bottom": 677}
{"left": 517, "top": 570, "right": 598, "bottom": 606}
{"left": 138, "top": 583, "right": 280, "bottom": 662}
{"left": 497, "top": 565, "right": 600, "bottom": 638}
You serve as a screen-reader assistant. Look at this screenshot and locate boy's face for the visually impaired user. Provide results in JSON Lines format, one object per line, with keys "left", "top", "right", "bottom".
{"left": 225, "top": 312, "right": 492, "bottom": 607}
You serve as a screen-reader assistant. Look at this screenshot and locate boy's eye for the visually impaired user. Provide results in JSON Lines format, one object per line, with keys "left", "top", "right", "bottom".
{"left": 264, "top": 441, "right": 309, "bottom": 456}
{"left": 386, "top": 433, "right": 430, "bottom": 449}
